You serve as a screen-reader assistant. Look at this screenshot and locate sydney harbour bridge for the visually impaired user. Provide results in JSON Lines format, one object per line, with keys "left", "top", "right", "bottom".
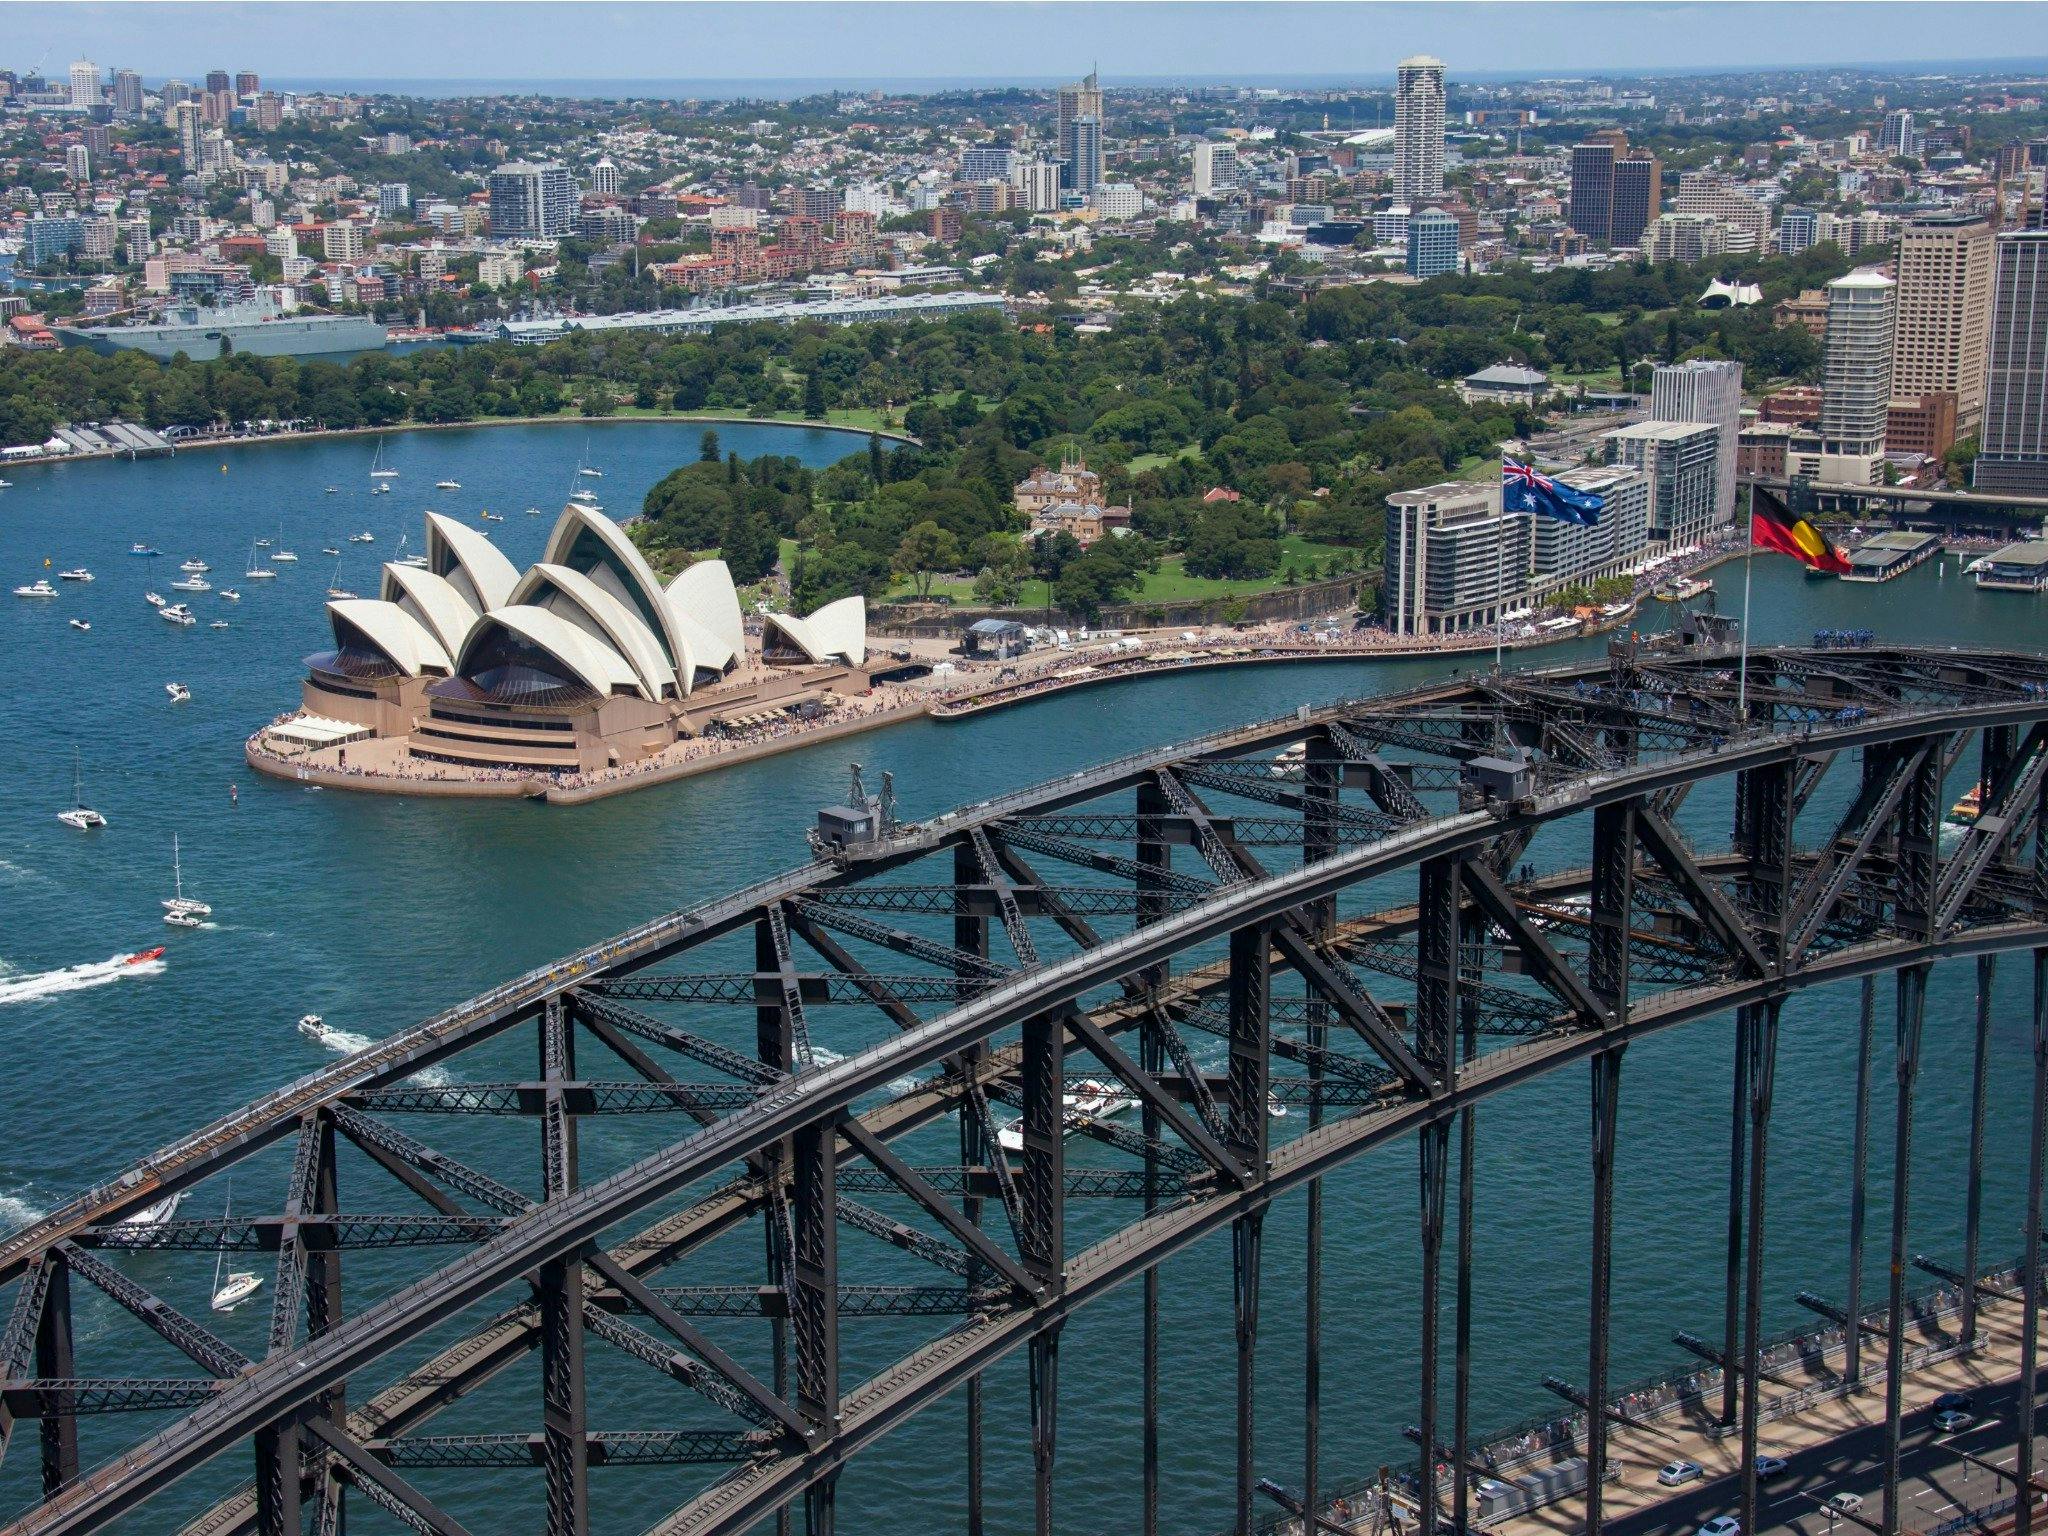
{"left": 4, "top": 635, "right": 2048, "bottom": 1536}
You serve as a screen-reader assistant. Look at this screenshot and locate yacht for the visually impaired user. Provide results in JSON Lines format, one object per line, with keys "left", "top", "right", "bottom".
{"left": 349, "top": 531, "right": 375, "bottom": 543}
{"left": 180, "top": 558, "right": 210, "bottom": 573}
{"left": 159, "top": 603, "right": 196, "bottom": 626}
{"left": 12, "top": 579, "right": 57, "bottom": 598}
{"left": 325, "top": 552, "right": 355, "bottom": 599}
{"left": 120, "top": 1192, "right": 183, "bottom": 1227}
{"left": 58, "top": 748, "right": 106, "bottom": 830}
{"left": 166, "top": 682, "right": 191, "bottom": 703}
{"left": 218, "top": 588, "right": 240, "bottom": 601}
{"left": 171, "top": 575, "right": 212, "bottom": 593}
{"left": 130, "top": 543, "right": 162, "bottom": 556}
{"left": 254, "top": 537, "right": 271, "bottom": 548}
{"left": 59, "top": 567, "right": 93, "bottom": 582}
{"left": 244, "top": 537, "right": 275, "bottom": 581}
{"left": 162, "top": 832, "right": 211, "bottom": 919}
{"left": 209, "top": 1190, "right": 263, "bottom": 1312}
{"left": 569, "top": 487, "right": 601, "bottom": 507}
{"left": 369, "top": 442, "right": 398, "bottom": 480}
{"left": 579, "top": 465, "right": 604, "bottom": 478}
{"left": 272, "top": 522, "right": 298, "bottom": 562}
{"left": 435, "top": 478, "right": 461, "bottom": 490}
{"left": 144, "top": 591, "right": 165, "bottom": 606}
{"left": 69, "top": 618, "right": 90, "bottom": 632}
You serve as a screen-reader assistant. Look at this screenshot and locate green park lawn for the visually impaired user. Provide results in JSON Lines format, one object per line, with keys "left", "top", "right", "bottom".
{"left": 882, "top": 534, "right": 1361, "bottom": 610}
{"left": 1126, "top": 442, "right": 1204, "bottom": 473}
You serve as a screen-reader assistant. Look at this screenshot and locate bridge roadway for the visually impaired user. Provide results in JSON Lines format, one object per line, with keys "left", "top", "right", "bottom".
{"left": 4, "top": 643, "right": 2048, "bottom": 1536}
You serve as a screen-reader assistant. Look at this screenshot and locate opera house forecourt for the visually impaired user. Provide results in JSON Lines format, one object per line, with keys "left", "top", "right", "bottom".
{"left": 245, "top": 500, "right": 875, "bottom": 802}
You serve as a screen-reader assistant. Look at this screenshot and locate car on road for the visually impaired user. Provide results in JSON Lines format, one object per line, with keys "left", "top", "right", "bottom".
{"left": 1659, "top": 1460, "right": 1705, "bottom": 1487}
{"left": 1756, "top": 1454, "right": 1791, "bottom": 1480}
{"left": 1698, "top": 1517, "right": 1742, "bottom": 1536}
{"left": 1933, "top": 1391, "right": 1974, "bottom": 1414}
{"left": 1933, "top": 1409, "right": 1974, "bottom": 1434}
{"left": 1826, "top": 1492, "right": 1865, "bottom": 1515}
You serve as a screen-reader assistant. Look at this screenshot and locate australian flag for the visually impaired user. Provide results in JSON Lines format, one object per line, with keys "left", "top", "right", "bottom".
{"left": 1503, "top": 460, "right": 1604, "bottom": 527}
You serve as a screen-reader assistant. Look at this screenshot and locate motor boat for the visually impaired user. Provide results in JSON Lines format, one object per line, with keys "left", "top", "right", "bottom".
{"left": 372, "top": 483, "right": 392, "bottom": 495}
{"left": 479, "top": 509, "right": 503, "bottom": 522}
{"left": 218, "top": 588, "right": 241, "bottom": 601}
{"left": 525, "top": 506, "right": 543, "bottom": 516}
{"left": 349, "top": 532, "right": 375, "bottom": 543}
{"left": 180, "top": 559, "right": 209, "bottom": 573}
{"left": 125, "top": 947, "right": 164, "bottom": 965}
{"left": 58, "top": 748, "right": 106, "bottom": 829}
{"left": 145, "top": 591, "right": 165, "bottom": 606}
{"left": 13, "top": 579, "right": 57, "bottom": 598}
{"left": 435, "top": 479, "right": 461, "bottom": 490}
{"left": 324, "top": 486, "right": 338, "bottom": 494}
{"left": 59, "top": 567, "right": 93, "bottom": 582}
{"left": 119, "top": 1190, "right": 182, "bottom": 1226}
{"left": 171, "top": 575, "right": 212, "bottom": 593}
{"left": 160, "top": 603, "right": 196, "bottom": 626}
{"left": 70, "top": 618, "right": 90, "bottom": 632}
{"left": 166, "top": 682, "right": 192, "bottom": 703}
{"left": 569, "top": 488, "right": 601, "bottom": 507}
{"left": 130, "top": 543, "right": 162, "bottom": 555}
{"left": 254, "top": 537, "right": 270, "bottom": 547}
{"left": 162, "top": 832, "right": 210, "bottom": 919}
{"left": 996, "top": 1080, "right": 1138, "bottom": 1151}
{"left": 320, "top": 546, "right": 341, "bottom": 557}
{"left": 296, "top": 1013, "right": 326, "bottom": 1038}
{"left": 209, "top": 620, "right": 229, "bottom": 630}
{"left": 272, "top": 548, "right": 298, "bottom": 563}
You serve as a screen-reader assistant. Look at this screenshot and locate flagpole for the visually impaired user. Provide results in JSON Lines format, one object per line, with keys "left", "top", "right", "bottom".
{"left": 1737, "top": 480, "right": 1754, "bottom": 719}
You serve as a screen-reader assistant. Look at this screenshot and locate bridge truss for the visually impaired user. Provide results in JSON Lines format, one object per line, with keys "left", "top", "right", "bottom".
{"left": 5, "top": 640, "right": 2048, "bottom": 1536}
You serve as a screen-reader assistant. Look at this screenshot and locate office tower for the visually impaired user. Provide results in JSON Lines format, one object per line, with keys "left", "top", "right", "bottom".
{"left": 1881, "top": 107, "right": 1914, "bottom": 158}
{"left": 172, "top": 101, "right": 203, "bottom": 170}
{"left": 111, "top": 68, "right": 143, "bottom": 116}
{"left": 1394, "top": 56, "right": 1447, "bottom": 207}
{"left": 1067, "top": 116, "right": 1103, "bottom": 196}
{"left": 1568, "top": 141, "right": 1617, "bottom": 242}
{"left": 589, "top": 157, "right": 620, "bottom": 196}
{"left": 68, "top": 60, "right": 99, "bottom": 110}
{"left": 1820, "top": 270, "right": 1897, "bottom": 465}
{"left": 1406, "top": 208, "right": 1459, "bottom": 277}
{"left": 235, "top": 71, "right": 258, "bottom": 98}
{"left": 65, "top": 144, "right": 90, "bottom": 182}
{"left": 1056, "top": 69, "right": 1104, "bottom": 192}
{"left": 961, "top": 145, "right": 1015, "bottom": 183}
{"left": 1778, "top": 206, "right": 1819, "bottom": 255}
{"left": 1651, "top": 360, "right": 1743, "bottom": 525}
{"left": 1890, "top": 210, "right": 1995, "bottom": 433}
{"left": 1611, "top": 154, "right": 1660, "bottom": 247}
{"left": 1603, "top": 421, "right": 1722, "bottom": 548}
{"left": 1974, "top": 230, "right": 2048, "bottom": 496}
{"left": 487, "top": 160, "right": 577, "bottom": 237}
{"left": 1193, "top": 141, "right": 1237, "bottom": 197}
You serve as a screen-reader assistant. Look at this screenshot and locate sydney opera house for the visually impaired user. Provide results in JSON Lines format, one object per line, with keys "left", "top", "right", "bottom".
{"left": 258, "top": 502, "right": 870, "bottom": 778}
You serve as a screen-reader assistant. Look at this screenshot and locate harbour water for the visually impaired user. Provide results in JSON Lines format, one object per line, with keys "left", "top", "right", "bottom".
{"left": 1, "top": 425, "right": 2043, "bottom": 1533}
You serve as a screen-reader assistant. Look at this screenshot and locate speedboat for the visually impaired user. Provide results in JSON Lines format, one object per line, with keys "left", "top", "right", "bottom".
{"left": 209, "top": 620, "right": 229, "bottom": 629}
{"left": 349, "top": 531, "right": 375, "bottom": 543}
{"left": 69, "top": 618, "right": 90, "bottom": 631}
{"left": 180, "top": 559, "right": 209, "bottom": 573}
{"left": 171, "top": 576, "right": 211, "bottom": 592}
{"left": 296, "top": 1013, "right": 326, "bottom": 1038}
{"left": 160, "top": 603, "right": 196, "bottom": 626}
{"left": 12, "top": 579, "right": 57, "bottom": 598}
{"left": 59, "top": 567, "right": 93, "bottom": 582}
{"left": 435, "top": 479, "right": 461, "bottom": 490}
{"left": 166, "top": 682, "right": 191, "bottom": 703}
{"left": 124, "top": 947, "right": 164, "bottom": 965}
{"left": 320, "top": 546, "right": 341, "bottom": 556}
{"left": 145, "top": 591, "right": 165, "bottom": 606}
{"left": 130, "top": 543, "right": 161, "bottom": 556}
{"left": 218, "top": 588, "right": 240, "bottom": 601}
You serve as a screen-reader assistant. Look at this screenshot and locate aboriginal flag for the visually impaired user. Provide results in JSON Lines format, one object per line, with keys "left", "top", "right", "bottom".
{"left": 1750, "top": 486, "right": 1851, "bottom": 573}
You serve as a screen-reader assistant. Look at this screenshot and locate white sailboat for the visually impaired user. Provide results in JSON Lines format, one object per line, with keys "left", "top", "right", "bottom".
{"left": 244, "top": 536, "right": 275, "bottom": 581}
{"left": 325, "top": 552, "right": 356, "bottom": 600}
{"left": 57, "top": 747, "right": 107, "bottom": 829}
{"left": 272, "top": 520, "right": 298, "bottom": 562}
{"left": 163, "top": 832, "right": 211, "bottom": 922}
{"left": 369, "top": 441, "right": 398, "bottom": 479}
{"left": 209, "top": 1188, "right": 263, "bottom": 1311}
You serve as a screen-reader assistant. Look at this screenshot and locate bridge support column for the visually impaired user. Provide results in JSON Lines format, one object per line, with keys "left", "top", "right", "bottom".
{"left": 2020, "top": 948, "right": 2048, "bottom": 1536}
{"left": 1141, "top": 1015, "right": 1162, "bottom": 1536}
{"left": 954, "top": 843, "right": 988, "bottom": 1536}
{"left": 254, "top": 1418, "right": 302, "bottom": 1536}
{"left": 1963, "top": 955, "right": 1995, "bottom": 1346}
{"left": 1737, "top": 999, "right": 1781, "bottom": 1536}
{"left": 1227, "top": 919, "right": 1271, "bottom": 1536}
{"left": 1419, "top": 1119, "right": 1450, "bottom": 1536}
{"left": 804, "top": 1474, "right": 836, "bottom": 1536}
{"left": 1234, "top": 1208, "right": 1265, "bottom": 1536}
{"left": 1303, "top": 734, "right": 1338, "bottom": 1535}
{"left": 540, "top": 998, "right": 587, "bottom": 1536}
{"left": 1030, "top": 1324, "right": 1060, "bottom": 1536}
{"left": 1846, "top": 976, "right": 1875, "bottom": 1388}
{"left": 1586, "top": 1046, "right": 1624, "bottom": 1536}
{"left": 1720, "top": 1006, "right": 1751, "bottom": 1428}
{"left": 790, "top": 1118, "right": 839, "bottom": 1433}
{"left": 1882, "top": 963, "right": 1929, "bottom": 1536}
{"left": 33, "top": 1252, "right": 78, "bottom": 1497}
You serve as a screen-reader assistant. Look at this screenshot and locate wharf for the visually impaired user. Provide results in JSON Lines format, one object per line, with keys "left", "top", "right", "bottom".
{"left": 1841, "top": 529, "right": 1944, "bottom": 583}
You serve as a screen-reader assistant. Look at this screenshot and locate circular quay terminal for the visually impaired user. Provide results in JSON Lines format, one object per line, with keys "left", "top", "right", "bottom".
{"left": 12, "top": 6, "right": 2048, "bottom": 1536}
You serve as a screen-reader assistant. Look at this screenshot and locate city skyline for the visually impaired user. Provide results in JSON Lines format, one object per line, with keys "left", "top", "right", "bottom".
{"left": 3, "top": 3, "right": 2046, "bottom": 88}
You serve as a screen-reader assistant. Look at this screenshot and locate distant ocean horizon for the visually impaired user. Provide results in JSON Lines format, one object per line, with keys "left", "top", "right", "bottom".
{"left": 265, "top": 56, "right": 2048, "bottom": 100}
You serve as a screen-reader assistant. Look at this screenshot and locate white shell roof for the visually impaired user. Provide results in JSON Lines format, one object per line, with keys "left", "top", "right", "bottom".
{"left": 764, "top": 594, "right": 866, "bottom": 666}
{"left": 327, "top": 598, "right": 452, "bottom": 677}
{"left": 510, "top": 562, "right": 679, "bottom": 702}
{"left": 542, "top": 502, "right": 698, "bottom": 682}
{"left": 379, "top": 563, "right": 481, "bottom": 660}
{"left": 667, "top": 558, "right": 745, "bottom": 668}
{"left": 426, "top": 512, "right": 520, "bottom": 612}
{"left": 457, "top": 605, "right": 639, "bottom": 699}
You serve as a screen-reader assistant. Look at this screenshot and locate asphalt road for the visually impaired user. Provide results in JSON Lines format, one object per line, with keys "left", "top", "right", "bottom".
{"left": 1604, "top": 1377, "right": 2045, "bottom": 1536}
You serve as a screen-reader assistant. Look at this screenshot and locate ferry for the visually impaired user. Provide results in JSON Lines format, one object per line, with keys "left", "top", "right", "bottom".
{"left": 1948, "top": 786, "right": 1982, "bottom": 826}
{"left": 59, "top": 567, "right": 93, "bottom": 582}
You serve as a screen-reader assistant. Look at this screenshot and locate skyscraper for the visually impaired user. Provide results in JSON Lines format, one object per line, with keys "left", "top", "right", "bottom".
{"left": 1192, "top": 141, "right": 1237, "bottom": 198}
{"left": 1568, "top": 141, "right": 1617, "bottom": 243}
{"left": 488, "top": 160, "right": 578, "bottom": 237}
{"left": 1394, "top": 56, "right": 1447, "bottom": 207}
{"left": 1880, "top": 108, "right": 1914, "bottom": 159}
{"left": 1890, "top": 210, "right": 1995, "bottom": 432}
{"left": 65, "top": 144, "right": 90, "bottom": 182}
{"left": 68, "top": 60, "right": 99, "bottom": 110}
{"left": 1056, "top": 70, "right": 1104, "bottom": 193}
{"left": 590, "top": 157, "right": 620, "bottom": 196}
{"left": 1975, "top": 230, "right": 2048, "bottom": 496}
{"left": 235, "top": 71, "right": 259, "bottom": 99}
{"left": 1650, "top": 360, "right": 1742, "bottom": 525}
{"left": 171, "top": 101, "right": 203, "bottom": 171}
{"left": 1820, "top": 271, "right": 1897, "bottom": 478}
{"left": 1066, "top": 116, "right": 1103, "bottom": 197}
{"left": 1611, "top": 154, "right": 1661, "bottom": 248}
{"left": 111, "top": 68, "right": 143, "bottom": 117}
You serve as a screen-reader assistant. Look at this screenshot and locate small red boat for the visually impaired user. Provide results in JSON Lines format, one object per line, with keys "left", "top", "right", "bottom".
{"left": 125, "top": 947, "right": 165, "bottom": 965}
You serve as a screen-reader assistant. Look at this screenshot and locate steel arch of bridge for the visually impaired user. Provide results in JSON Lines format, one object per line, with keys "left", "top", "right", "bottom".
{"left": 5, "top": 641, "right": 2048, "bottom": 1536}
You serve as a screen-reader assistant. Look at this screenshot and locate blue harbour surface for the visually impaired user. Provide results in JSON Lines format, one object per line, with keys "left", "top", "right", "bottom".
{"left": 0, "top": 425, "right": 2043, "bottom": 1533}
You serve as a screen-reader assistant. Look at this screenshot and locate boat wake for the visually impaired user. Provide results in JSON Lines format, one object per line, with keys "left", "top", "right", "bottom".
{"left": 0, "top": 1189, "right": 46, "bottom": 1233}
{"left": 301, "top": 1020, "right": 450, "bottom": 1085}
{"left": 0, "top": 952, "right": 165, "bottom": 1007}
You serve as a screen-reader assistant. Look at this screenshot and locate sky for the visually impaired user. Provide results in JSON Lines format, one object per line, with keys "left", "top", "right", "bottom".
{"left": 1, "top": 2, "right": 2041, "bottom": 87}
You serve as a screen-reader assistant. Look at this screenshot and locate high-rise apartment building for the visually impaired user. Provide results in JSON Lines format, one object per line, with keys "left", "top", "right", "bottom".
{"left": 1406, "top": 208, "right": 1460, "bottom": 278}
{"left": 1568, "top": 140, "right": 1617, "bottom": 243}
{"left": 1394, "top": 56, "right": 1447, "bottom": 207}
{"left": 1192, "top": 141, "right": 1237, "bottom": 198}
{"left": 1603, "top": 420, "right": 1722, "bottom": 548}
{"left": 1651, "top": 360, "right": 1743, "bottom": 525}
{"left": 1890, "top": 210, "right": 1995, "bottom": 432}
{"left": 377, "top": 182, "right": 411, "bottom": 217}
{"left": 1056, "top": 70, "right": 1104, "bottom": 192}
{"left": 487, "top": 160, "right": 577, "bottom": 238}
{"left": 322, "top": 221, "right": 364, "bottom": 261}
{"left": 1880, "top": 108, "right": 1915, "bottom": 158}
{"left": 1672, "top": 171, "right": 1768, "bottom": 246}
{"left": 1019, "top": 159, "right": 1064, "bottom": 213}
{"left": 1820, "top": 270, "right": 1897, "bottom": 481}
{"left": 1975, "top": 230, "right": 2048, "bottom": 496}
{"left": 65, "top": 144, "right": 90, "bottom": 182}
{"left": 1382, "top": 480, "right": 1533, "bottom": 637}
{"left": 1611, "top": 155, "right": 1661, "bottom": 248}
{"left": 68, "top": 60, "right": 99, "bottom": 110}
{"left": 111, "top": 68, "right": 143, "bottom": 117}
{"left": 961, "top": 145, "right": 1014, "bottom": 183}
{"left": 1778, "top": 206, "right": 1819, "bottom": 255}
{"left": 589, "top": 157, "right": 620, "bottom": 196}
{"left": 234, "top": 71, "right": 259, "bottom": 99}
{"left": 171, "top": 101, "right": 203, "bottom": 170}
